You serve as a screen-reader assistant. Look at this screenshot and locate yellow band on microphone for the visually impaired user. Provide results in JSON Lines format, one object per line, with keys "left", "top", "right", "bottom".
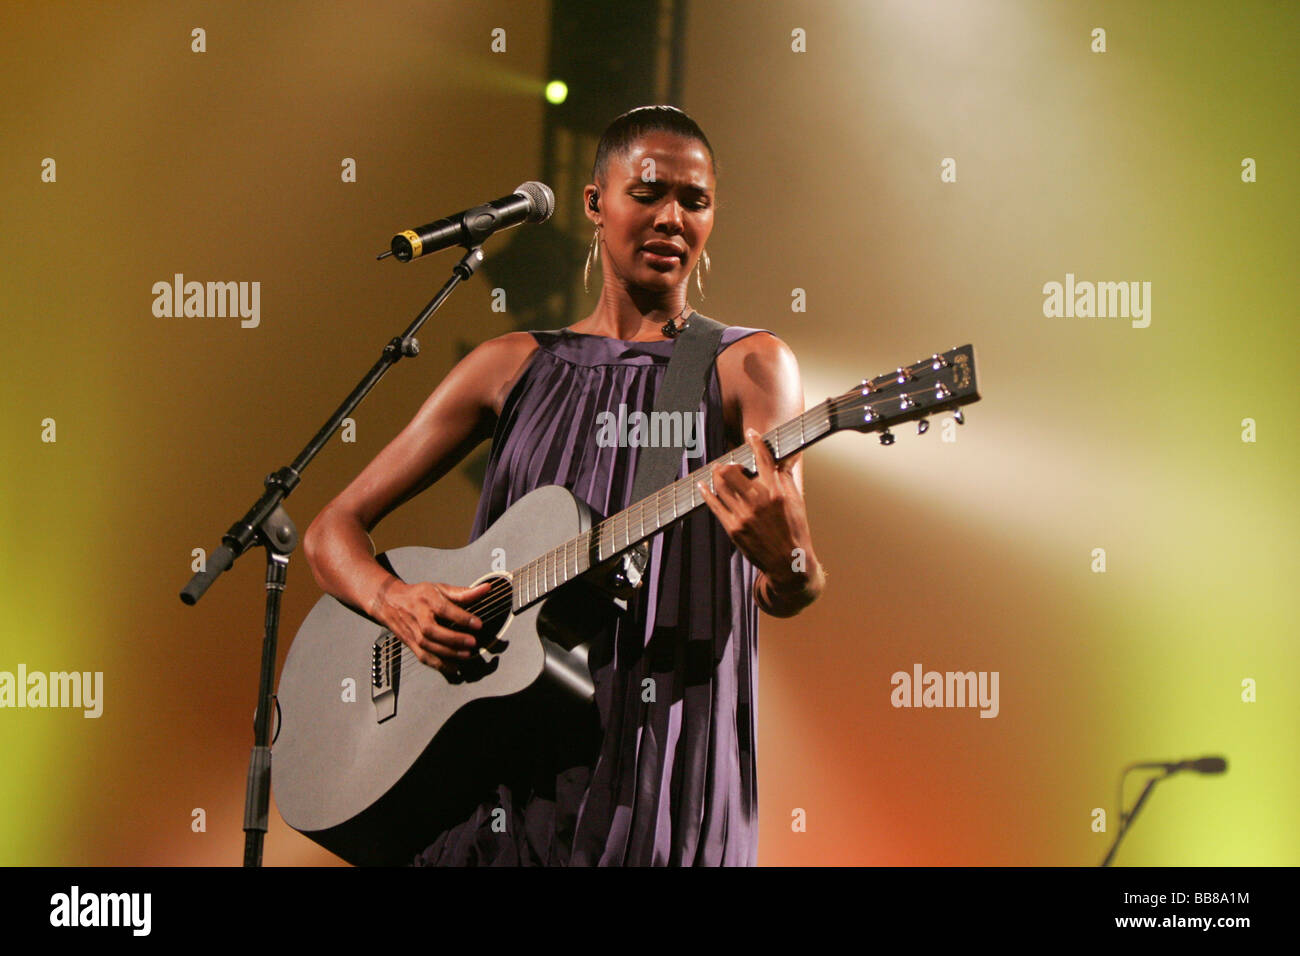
{"left": 399, "top": 229, "right": 422, "bottom": 257}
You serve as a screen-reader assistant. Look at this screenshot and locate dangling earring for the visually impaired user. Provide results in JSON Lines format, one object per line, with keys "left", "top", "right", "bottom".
{"left": 584, "top": 226, "right": 601, "bottom": 293}
{"left": 694, "top": 247, "right": 710, "bottom": 299}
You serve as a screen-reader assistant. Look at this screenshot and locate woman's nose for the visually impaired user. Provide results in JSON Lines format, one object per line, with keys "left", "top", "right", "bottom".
{"left": 655, "top": 201, "right": 684, "bottom": 231}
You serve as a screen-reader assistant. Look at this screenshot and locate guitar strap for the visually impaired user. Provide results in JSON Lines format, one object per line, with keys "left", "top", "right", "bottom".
{"left": 616, "top": 311, "right": 727, "bottom": 588}
{"left": 627, "top": 311, "right": 727, "bottom": 503}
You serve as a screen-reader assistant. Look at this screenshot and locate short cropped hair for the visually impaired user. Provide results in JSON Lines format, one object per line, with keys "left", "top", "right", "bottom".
{"left": 591, "top": 105, "right": 718, "bottom": 189}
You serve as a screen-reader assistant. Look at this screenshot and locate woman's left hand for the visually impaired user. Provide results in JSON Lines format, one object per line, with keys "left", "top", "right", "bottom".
{"left": 696, "top": 427, "right": 818, "bottom": 591}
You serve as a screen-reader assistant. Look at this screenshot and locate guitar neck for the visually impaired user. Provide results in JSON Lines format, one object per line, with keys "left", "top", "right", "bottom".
{"left": 508, "top": 343, "right": 980, "bottom": 610}
{"left": 509, "top": 400, "right": 835, "bottom": 610}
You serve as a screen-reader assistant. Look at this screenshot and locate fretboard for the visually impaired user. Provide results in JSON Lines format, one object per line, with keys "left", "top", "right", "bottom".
{"left": 510, "top": 397, "right": 834, "bottom": 610}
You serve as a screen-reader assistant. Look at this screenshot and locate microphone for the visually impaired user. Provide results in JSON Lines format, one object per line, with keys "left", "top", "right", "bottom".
{"left": 383, "top": 182, "right": 555, "bottom": 262}
{"left": 1130, "top": 756, "right": 1228, "bottom": 774}
{"left": 1101, "top": 754, "right": 1227, "bottom": 865}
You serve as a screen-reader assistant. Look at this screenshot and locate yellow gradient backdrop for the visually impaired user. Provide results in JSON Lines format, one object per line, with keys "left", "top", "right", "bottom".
{"left": 0, "top": 0, "right": 1294, "bottom": 865}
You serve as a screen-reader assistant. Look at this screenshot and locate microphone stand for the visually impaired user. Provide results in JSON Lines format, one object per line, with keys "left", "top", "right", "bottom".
{"left": 179, "top": 244, "right": 486, "bottom": 867}
{"left": 1100, "top": 768, "right": 1166, "bottom": 867}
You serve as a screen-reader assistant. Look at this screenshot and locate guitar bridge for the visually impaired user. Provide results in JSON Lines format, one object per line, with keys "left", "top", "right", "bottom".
{"left": 370, "top": 631, "right": 401, "bottom": 723}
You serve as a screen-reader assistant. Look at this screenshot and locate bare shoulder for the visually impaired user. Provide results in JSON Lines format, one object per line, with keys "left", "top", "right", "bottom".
{"left": 463, "top": 329, "right": 540, "bottom": 368}
{"left": 716, "top": 329, "right": 798, "bottom": 385}
{"left": 715, "top": 330, "right": 804, "bottom": 440}
{"left": 452, "top": 330, "right": 541, "bottom": 416}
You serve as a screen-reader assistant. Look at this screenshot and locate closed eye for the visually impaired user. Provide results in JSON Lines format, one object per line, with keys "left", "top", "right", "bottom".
{"left": 633, "top": 194, "right": 710, "bottom": 209}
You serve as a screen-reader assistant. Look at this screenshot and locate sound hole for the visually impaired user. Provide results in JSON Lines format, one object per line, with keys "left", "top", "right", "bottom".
{"left": 426, "top": 575, "right": 514, "bottom": 685}
{"left": 469, "top": 575, "right": 514, "bottom": 654}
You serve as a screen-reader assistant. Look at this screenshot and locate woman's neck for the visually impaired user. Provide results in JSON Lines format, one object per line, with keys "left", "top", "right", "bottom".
{"left": 577, "top": 288, "right": 692, "bottom": 340}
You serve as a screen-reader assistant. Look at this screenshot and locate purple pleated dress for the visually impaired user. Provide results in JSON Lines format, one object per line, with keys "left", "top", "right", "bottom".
{"left": 411, "top": 319, "right": 770, "bottom": 866}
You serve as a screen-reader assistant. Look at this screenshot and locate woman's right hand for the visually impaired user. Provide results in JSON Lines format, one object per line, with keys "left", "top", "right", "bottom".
{"left": 372, "top": 577, "right": 491, "bottom": 675}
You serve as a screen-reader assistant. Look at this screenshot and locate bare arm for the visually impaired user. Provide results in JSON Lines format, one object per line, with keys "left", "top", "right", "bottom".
{"left": 302, "top": 331, "right": 538, "bottom": 668}
{"left": 704, "top": 332, "right": 826, "bottom": 617}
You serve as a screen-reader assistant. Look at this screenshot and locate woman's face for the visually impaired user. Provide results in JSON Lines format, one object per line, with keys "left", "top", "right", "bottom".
{"left": 586, "top": 131, "right": 715, "bottom": 296}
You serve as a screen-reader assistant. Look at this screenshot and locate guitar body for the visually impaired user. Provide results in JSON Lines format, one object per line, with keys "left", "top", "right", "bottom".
{"left": 273, "top": 485, "right": 607, "bottom": 866}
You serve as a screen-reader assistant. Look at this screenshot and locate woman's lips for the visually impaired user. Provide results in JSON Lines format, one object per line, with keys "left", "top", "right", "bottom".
{"left": 641, "top": 249, "right": 682, "bottom": 267}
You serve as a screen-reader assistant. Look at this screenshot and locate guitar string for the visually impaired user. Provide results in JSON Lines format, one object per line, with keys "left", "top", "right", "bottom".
{"left": 376, "top": 392, "right": 841, "bottom": 674}
{"left": 378, "top": 380, "right": 960, "bottom": 674}
{"left": 375, "top": 374, "right": 963, "bottom": 674}
{"left": 409, "top": 372, "right": 950, "bottom": 633}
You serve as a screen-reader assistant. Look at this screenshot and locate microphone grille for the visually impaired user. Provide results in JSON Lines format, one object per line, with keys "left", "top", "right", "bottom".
{"left": 515, "top": 181, "right": 555, "bottom": 223}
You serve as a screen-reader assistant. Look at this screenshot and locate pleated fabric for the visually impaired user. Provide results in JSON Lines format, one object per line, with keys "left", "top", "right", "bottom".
{"left": 412, "top": 319, "right": 768, "bottom": 866}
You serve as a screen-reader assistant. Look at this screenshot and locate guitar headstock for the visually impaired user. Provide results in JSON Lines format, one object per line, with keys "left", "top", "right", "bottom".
{"left": 828, "top": 344, "right": 980, "bottom": 443}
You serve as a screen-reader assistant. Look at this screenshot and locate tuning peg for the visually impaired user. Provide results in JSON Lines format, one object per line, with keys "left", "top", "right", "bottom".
{"left": 879, "top": 428, "right": 895, "bottom": 446}
{"left": 953, "top": 408, "right": 965, "bottom": 425}
{"left": 916, "top": 418, "right": 929, "bottom": 435}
